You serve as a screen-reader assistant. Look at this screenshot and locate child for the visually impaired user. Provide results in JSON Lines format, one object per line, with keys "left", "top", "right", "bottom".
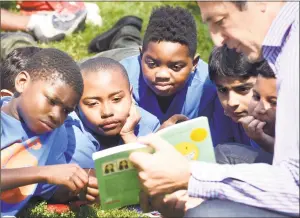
{"left": 1, "top": 46, "right": 42, "bottom": 97}
{"left": 120, "top": 6, "right": 217, "bottom": 124}
{"left": 208, "top": 46, "right": 273, "bottom": 164}
{"left": 64, "top": 57, "right": 160, "bottom": 169}
{"left": 1, "top": 48, "right": 98, "bottom": 217}
{"left": 242, "top": 61, "right": 277, "bottom": 153}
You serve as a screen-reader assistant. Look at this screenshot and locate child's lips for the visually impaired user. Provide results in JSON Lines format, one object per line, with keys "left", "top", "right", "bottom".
{"left": 154, "top": 83, "right": 173, "bottom": 91}
{"left": 40, "top": 120, "right": 56, "bottom": 131}
{"left": 99, "top": 121, "right": 121, "bottom": 130}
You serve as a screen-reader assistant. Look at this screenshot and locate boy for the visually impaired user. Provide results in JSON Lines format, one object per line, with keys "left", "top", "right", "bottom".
{"left": 243, "top": 61, "right": 277, "bottom": 153}
{"left": 64, "top": 57, "right": 160, "bottom": 169}
{"left": 1, "top": 46, "right": 42, "bottom": 97}
{"left": 208, "top": 46, "right": 274, "bottom": 163}
{"left": 120, "top": 6, "right": 217, "bottom": 124}
{"left": 1, "top": 48, "right": 98, "bottom": 217}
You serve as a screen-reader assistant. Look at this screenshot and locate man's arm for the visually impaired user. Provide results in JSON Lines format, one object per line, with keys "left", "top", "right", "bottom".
{"left": 188, "top": 159, "right": 299, "bottom": 216}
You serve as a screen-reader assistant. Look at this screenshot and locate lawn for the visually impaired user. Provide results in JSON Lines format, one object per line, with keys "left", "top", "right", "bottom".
{"left": 4, "top": 2, "right": 213, "bottom": 217}
{"left": 36, "top": 1, "right": 214, "bottom": 62}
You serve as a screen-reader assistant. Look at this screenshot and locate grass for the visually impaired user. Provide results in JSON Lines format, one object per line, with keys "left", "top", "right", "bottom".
{"left": 4, "top": 2, "right": 213, "bottom": 217}
{"left": 35, "top": 2, "right": 214, "bottom": 62}
{"left": 18, "top": 201, "right": 149, "bottom": 218}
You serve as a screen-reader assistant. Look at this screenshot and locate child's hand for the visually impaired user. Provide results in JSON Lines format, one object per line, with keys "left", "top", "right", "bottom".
{"left": 120, "top": 103, "right": 141, "bottom": 143}
{"left": 43, "top": 164, "right": 88, "bottom": 196}
{"left": 79, "top": 175, "right": 99, "bottom": 203}
{"left": 159, "top": 114, "right": 189, "bottom": 130}
{"left": 238, "top": 116, "right": 275, "bottom": 152}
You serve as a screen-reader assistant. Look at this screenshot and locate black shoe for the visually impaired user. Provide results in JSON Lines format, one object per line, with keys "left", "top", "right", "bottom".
{"left": 88, "top": 15, "right": 142, "bottom": 53}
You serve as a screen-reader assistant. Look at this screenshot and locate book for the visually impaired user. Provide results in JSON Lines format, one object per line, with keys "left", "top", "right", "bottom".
{"left": 92, "top": 116, "right": 215, "bottom": 210}
{"left": 92, "top": 143, "right": 153, "bottom": 210}
{"left": 156, "top": 116, "right": 216, "bottom": 163}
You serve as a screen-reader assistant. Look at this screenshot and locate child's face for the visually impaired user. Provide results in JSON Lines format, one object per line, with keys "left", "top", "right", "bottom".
{"left": 17, "top": 78, "right": 79, "bottom": 134}
{"left": 215, "top": 76, "right": 257, "bottom": 122}
{"left": 248, "top": 75, "right": 277, "bottom": 136}
{"left": 79, "top": 69, "right": 131, "bottom": 136}
{"left": 141, "top": 41, "right": 197, "bottom": 97}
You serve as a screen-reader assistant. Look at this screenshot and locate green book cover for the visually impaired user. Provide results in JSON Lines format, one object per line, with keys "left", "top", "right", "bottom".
{"left": 155, "top": 116, "right": 216, "bottom": 163}
{"left": 92, "top": 143, "right": 153, "bottom": 210}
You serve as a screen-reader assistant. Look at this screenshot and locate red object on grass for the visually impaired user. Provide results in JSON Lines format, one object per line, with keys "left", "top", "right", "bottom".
{"left": 46, "top": 204, "right": 70, "bottom": 214}
{"left": 46, "top": 201, "right": 88, "bottom": 214}
{"left": 17, "top": 1, "right": 85, "bottom": 15}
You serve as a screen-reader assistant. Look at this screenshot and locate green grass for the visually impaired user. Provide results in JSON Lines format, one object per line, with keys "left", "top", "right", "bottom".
{"left": 18, "top": 201, "right": 149, "bottom": 218}
{"left": 36, "top": 1, "right": 213, "bottom": 62}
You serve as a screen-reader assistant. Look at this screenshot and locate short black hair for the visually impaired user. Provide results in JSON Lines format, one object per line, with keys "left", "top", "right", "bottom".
{"left": 208, "top": 46, "right": 259, "bottom": 82}
{"left": 79, "top": 56, "right": 129, "bottom": 85}
{"left": 1, "top": 46, "right": 42, "bottom": 92}
{"left": 24, "top": 48, "right": 83, "bottom": 97}
{"left": 255, "top": 60, "right": 276, "bottom": 79}
{"left": 142, "top": 6, "right": 197, "bottom": 57}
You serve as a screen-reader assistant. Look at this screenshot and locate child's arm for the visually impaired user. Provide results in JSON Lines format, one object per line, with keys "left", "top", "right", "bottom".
{"left": 238, "top": 116, "right": 274, "bottom": 153}
{"left": 2, "top": 164, "right": 89, "bottom": 194}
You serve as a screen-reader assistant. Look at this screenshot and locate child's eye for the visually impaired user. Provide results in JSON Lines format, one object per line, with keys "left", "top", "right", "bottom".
{"left": 146, "top": 60, "right": 157, "bottom": 69}
{"left": 171, "top": 64, "right": 183, "bottom": 72}
{"left": 112, "top": 97, "right": 122, "bottom": 103}
{"left": 86, "top": 102, "right": 98, "bottom": 107}
{"left": 217, "top": 87, "right": 227, "bottom": 94}
{"left": 236, "top": 87, "right": 251, "bottom": 94}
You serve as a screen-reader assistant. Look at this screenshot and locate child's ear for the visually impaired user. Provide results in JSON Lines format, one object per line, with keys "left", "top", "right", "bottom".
{"left": 192, "top": 54, "right": 200, "bottom": 72}
{"left": 15, "top": 71, "right": 31, "bottom": 94}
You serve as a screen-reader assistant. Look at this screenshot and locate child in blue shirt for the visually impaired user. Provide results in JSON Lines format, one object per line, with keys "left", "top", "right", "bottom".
{"left": 1, "top": 48, "right": 98, "bottom": 216}
{"left": 208, "top": 46, "right": 274, "bottom": 164}
{"left": 120, "top": 6, "right": 217, "bottom": 125}
{"left": 65, "top": 57, "right": 160, "bottom": 169}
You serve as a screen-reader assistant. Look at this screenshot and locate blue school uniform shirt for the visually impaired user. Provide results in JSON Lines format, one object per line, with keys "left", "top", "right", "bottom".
{"left": 0, "top": 97, "right": 68, "bottom": 217}
{"left": 64, "top": 106, "right": 160, "bottom": 169}
{"left": 120, "top": 55, "right": 217, "bottom": 124}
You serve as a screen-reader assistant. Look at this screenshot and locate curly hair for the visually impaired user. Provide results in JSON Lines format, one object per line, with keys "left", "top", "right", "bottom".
{"left": 142, "top": 6, "right": 197, "bottom": 57}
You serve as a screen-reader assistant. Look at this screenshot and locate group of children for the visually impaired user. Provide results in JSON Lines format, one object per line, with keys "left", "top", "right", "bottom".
{"left": 0, "top": 6, "right": 277, "bottom": 217}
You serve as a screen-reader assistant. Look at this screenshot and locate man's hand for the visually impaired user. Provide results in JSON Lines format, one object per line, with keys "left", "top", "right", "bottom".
{"left": 238, "top": 116, "right": 274, "bottom": 152}
{"left": 120, "top": 102, "right": 141, "bottom": 143}
{"left": 42, "top": 164, "right": 88, "bottom": 196}
{"left": 158, "top": 114, "right": 189, "bottom": 130}
{"left": 151, "top": 190, "right": 204, "bottom": 217}
{"left": 129, "top": 134, "right": 191, "bottom": 196}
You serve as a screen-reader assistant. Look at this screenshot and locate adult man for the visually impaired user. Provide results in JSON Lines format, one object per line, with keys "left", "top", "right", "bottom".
{"left": 129, "top": 2, "right": 299, "bottom": 217}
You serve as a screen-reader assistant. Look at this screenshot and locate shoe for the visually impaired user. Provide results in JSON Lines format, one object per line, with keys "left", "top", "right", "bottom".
{"left": 88, "top": 16, "right": 142, "bottom": 53}
{"left": 32, "top": 9, "right": 87, "bottom": 43}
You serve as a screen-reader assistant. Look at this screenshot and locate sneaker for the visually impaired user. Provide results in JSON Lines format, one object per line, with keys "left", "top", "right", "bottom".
{"left": 31, "top": 9, "right": 87, "bottom": 43}
{"left": 88, "top": 16, "right": 142, "bottom": 53}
